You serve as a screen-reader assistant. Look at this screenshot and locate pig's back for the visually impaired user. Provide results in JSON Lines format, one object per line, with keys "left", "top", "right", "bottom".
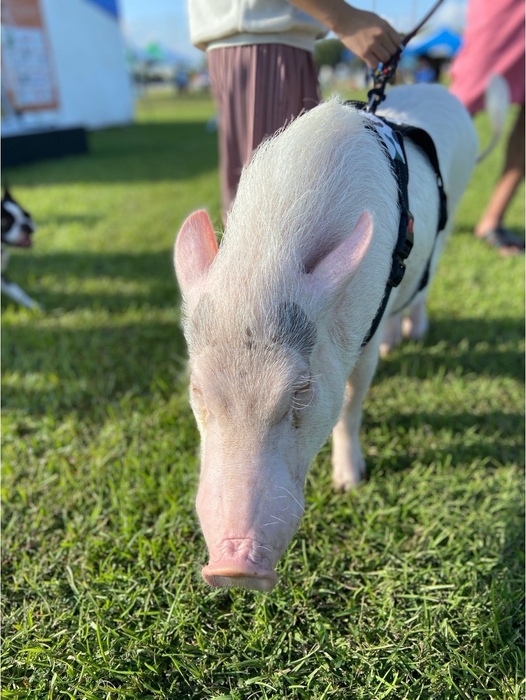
{"left": 378, "top": 84, "right": 478, "bottom": 211}
{"left": 219, "top": 98, "right": 400, "bottom": 286}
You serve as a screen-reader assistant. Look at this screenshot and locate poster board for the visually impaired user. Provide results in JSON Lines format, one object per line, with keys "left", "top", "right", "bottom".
{"left": 1, "top": 0, "right": 59, "bottom": 113}
{"left": 1, "top": 0, "right": 133, "bottom": 135}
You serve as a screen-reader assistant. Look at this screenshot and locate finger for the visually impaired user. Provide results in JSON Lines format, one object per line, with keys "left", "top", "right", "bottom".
{"left": 363, "top": 51, "right": 378, "bottom": 70}
{"left": 379, "top": 29, "right": 401, "bottom": 56}
{"left": 381, "top": 25, "right": 402, "bottom": 56}
{"left": 384, "top": 36, "right": 401, "bottom": 56}
{"left": 375, "top": 44, "right": 393, "bottom": 64}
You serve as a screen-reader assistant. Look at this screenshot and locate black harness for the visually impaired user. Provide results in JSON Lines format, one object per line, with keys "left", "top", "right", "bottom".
{"left": 340, "top": 0, "right": 448, "bottom": 347}
{"left": 344, "top": 100, "right": 448, "bottom": 347}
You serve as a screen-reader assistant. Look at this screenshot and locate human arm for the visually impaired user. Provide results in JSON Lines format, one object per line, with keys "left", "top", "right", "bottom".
{"left": 288, "top": 0, "right": 401, "bottom": 68}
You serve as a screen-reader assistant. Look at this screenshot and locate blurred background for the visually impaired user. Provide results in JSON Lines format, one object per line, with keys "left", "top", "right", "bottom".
{"left": 1, "top": 0, "right": 467, "bottom": 165}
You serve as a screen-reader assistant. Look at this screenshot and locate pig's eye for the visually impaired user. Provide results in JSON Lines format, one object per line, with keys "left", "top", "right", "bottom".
{"left": 190, "top": 383, "right": 209, "bottom": 422}
{"left": 289, "top": 377, "right": 313, "bottom": 429}
{"left": 190, "top": 383, "right": 206, "bottom": 405}
{"left": 291, "top": 376, "right": 313, "bottom": 412}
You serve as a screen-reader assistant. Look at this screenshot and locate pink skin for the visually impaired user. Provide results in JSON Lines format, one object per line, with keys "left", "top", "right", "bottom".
{"left": 193, "top": 416, "right": 309, "bottom": 591}
{"left": 190, "top": 352, "right": 310, "bottom": 592}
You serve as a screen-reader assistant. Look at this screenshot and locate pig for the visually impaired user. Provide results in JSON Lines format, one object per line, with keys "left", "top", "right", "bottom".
{"left": 174, "top": 85, "right": 478, "bottom": 592}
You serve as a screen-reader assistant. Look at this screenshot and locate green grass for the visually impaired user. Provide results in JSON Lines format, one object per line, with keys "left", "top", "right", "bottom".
{"left": 2, "top": 91, "right": 524, "bottom": 699}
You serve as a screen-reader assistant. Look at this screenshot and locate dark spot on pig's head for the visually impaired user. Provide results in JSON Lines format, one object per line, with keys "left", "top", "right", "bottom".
{"left": 244, "top": 326, "right": 254, "bottom": 350}
{"left": 271, "top": 302, "right": 316, "bottom": 359}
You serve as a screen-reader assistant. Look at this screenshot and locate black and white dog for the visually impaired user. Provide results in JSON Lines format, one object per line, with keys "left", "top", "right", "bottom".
{"left": 1, "top": 188, "right": 40, "bottom": 309}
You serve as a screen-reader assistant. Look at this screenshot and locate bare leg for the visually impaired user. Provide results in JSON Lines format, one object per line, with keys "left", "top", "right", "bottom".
{"left": 475, "top": 105, "right": 525, "bottom": 256}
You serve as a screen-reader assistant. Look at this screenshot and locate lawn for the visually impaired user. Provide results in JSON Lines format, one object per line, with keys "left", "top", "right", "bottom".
{"left": 2, "top": 90, "right": 524, "bottom": 699}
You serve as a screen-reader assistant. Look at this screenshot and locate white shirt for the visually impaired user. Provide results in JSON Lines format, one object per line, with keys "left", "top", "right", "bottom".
{"left": 189, "top": 0, "right": 328, "bottom": 52}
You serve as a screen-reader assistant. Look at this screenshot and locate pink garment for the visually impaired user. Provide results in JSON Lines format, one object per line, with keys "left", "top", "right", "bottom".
{"left": 450, "top": 0, "right": 525, "bottom": 115}
{"left": 208, "top": 44, "right": 321, "bottom": 218}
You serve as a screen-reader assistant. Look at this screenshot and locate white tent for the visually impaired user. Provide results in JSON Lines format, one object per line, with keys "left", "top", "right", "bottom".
{"left": 2, "top": 0, "right": 134, "bottom": 137}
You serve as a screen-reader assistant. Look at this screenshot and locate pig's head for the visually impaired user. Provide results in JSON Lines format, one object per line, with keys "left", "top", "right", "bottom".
{"left": 175, "top": 209, "right": 374, "bottom": 591}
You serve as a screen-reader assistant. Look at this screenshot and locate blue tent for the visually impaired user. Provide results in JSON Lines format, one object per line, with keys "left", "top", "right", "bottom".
{"left": 403, "top": 27, "right": 462, "bottom": 59}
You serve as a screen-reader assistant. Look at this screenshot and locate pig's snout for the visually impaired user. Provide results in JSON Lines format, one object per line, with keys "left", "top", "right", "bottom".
{"left": 202, "top": 538, "right": 278, "bottom": 592}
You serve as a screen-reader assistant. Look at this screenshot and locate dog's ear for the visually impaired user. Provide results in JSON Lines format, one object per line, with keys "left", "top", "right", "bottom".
{"left": 2, "top": 183, "right": 12, "bottom": 201}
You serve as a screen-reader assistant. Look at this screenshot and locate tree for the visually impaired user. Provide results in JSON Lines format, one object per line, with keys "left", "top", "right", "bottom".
{"left": 314, "top": 39, "right": 345, "bottom": 69}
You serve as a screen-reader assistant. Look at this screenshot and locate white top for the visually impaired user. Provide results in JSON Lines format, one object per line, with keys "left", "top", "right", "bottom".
{"left": 189, "top": 0, "right": 328, "bottom": 53}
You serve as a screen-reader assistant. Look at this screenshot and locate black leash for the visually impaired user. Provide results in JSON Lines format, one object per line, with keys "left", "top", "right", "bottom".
{"left": 366, "top": 0, "right": 446, "bottom": 114}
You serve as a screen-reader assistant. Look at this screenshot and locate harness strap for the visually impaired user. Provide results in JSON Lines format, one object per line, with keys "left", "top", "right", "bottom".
{"left": 386, "top": 122, "right": 448, "bottom": 313}
{"left": 360, "top": 126, "right": 414, "bottom": 347}
{"left": 387, "top": 123, "right": 447, "bottom": 232}
{"left": 344, "top": 101, "right": 448, "bottom": 347}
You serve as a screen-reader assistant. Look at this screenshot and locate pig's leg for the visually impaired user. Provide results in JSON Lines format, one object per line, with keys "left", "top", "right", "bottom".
{"left": 402, "top": 296, "right": 428, "bottom": 340}
{"left": 379, "top": 311, "right": 403, "bottom": 358}
{"left": 331, "top": 338, "right": 381, "bottom": 490}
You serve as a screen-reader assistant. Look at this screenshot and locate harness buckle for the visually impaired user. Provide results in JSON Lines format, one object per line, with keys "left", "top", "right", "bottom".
{"left": 403, "top": 211, "right": 414, "bottom": 255}
{"left": 388, "top": 210, "right": 414, "bottom": 288}
{"left": 388, "top": 258, "right": 406, "bottom": 287}
{"left": 397, "top": 210, "right": 414, "bottom": 259}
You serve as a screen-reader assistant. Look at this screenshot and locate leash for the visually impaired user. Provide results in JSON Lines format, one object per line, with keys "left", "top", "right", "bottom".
{"left": 366, "top": 0, "right": 446, "bottom": 113}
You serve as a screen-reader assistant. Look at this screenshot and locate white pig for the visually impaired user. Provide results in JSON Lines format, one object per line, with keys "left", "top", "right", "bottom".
{"left": 175, "top": 85, "right": 478, "bottom": 592}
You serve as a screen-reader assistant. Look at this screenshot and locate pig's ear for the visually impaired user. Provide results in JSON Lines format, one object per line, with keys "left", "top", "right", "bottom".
{"left": 174, "top": 210, "right": 219, "bottom": 296}
{"left": 308, "top": 211, "right": 374, "bottom": 301}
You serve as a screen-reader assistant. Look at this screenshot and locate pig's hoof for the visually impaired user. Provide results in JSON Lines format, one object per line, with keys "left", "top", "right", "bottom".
{"left": 333, "top": 477, "right": 359, "bottom": 492}
{"left": 402, "top": 305, "right": 429, "bottom": 340}
{"left": 379, "top": 341, "right": 395, "bottom": 358}
{"left": 380, "top": 314, "right": 403, "bottom": 357}
{"left": 332, "top": 457, "right": 366, "bottom": 491}
{"left": 402, "top": 315, "right": 428, "bottom": 340}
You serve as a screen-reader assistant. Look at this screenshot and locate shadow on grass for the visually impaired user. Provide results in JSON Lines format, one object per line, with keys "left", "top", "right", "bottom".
{"left": 1, "top": 250, "right": 179, "bottom": 313}
{"left": 2, "top": 248, "right": 524, "bottom": 429}
{"left": 376, "top": 316, "right": 524, "bottom": 383}
{"left": 2, "top": 121, "right": 218, "bottom": 186}
{"left": 364, "top": 407, "right": 524, "bottom": 476}
{"left": 2, "top": 318, "right": 188, "bottom": 424}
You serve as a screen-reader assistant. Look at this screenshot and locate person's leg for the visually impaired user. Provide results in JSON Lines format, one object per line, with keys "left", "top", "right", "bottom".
{"left": 474, "top": 104, "right": 525, "bottom": 255}
{"left": 208, "top": 44, "right": 321, "bottom": 222}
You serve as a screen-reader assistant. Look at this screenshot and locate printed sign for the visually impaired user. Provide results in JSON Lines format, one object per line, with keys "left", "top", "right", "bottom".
{"left": 1, "top": 0, "right": 59, "bottom": 112}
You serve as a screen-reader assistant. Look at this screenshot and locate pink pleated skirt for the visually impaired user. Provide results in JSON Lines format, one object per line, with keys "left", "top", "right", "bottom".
{"left": 208, "top": 43, "right": 321, "bottom": 217}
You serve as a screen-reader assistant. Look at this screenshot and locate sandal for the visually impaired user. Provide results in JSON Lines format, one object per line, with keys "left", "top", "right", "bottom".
{"left": 479, "top": 227, "right": 525, "bottom": 255}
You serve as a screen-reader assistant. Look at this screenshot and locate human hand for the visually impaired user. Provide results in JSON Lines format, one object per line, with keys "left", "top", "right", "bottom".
{"left": 336, "top": 7, "right": 401, "bottom": 68}
{"left": 288, "top": 0, "right": 402, "bottom": 69}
